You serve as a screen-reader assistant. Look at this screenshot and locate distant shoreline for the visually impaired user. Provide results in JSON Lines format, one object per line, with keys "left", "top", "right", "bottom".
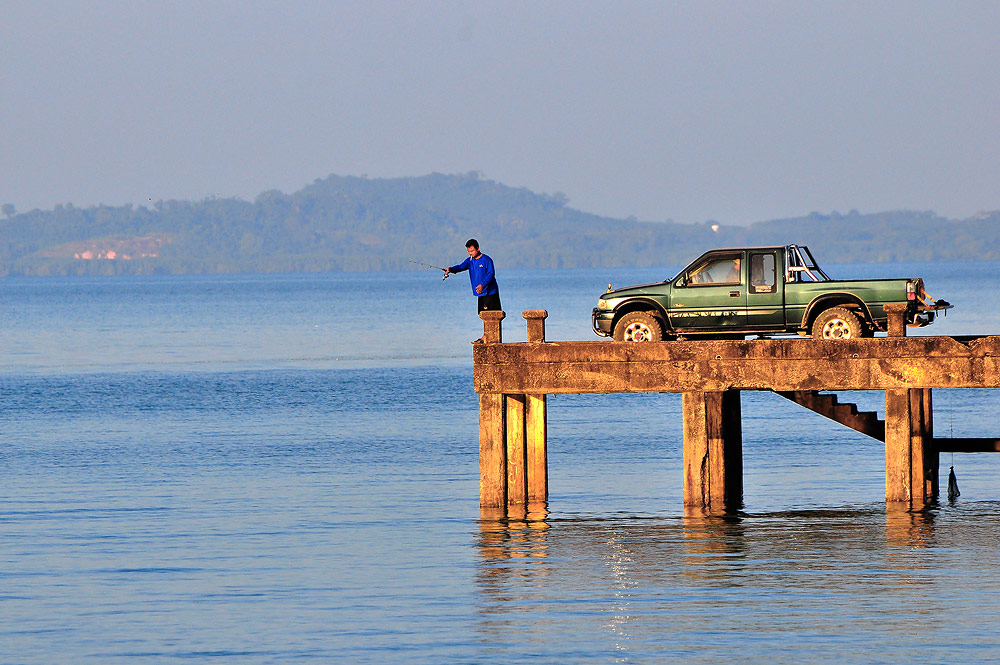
{"left": 3, "top": 173, "right": 997, "bottom": 277}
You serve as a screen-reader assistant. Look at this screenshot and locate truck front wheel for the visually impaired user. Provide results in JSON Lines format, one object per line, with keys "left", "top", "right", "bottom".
{"left": 812, "top": 307, "right": 862, "bottom": 340}
{"left": 613, "top": 311, "right": 663, "bottom": 342}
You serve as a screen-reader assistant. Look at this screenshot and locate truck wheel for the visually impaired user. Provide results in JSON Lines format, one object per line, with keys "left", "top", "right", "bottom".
{"left": 812, "top": 307, "right": 862, "bottom": 340}
{"left": 613, "top": 312, "right": 663, "bottom": 342}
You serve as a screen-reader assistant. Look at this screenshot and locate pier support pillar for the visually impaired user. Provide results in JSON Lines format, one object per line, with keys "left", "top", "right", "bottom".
{"left": 683, "top": 390, "right": 743, "bottom": 514}
{"left": 526, "top": 394, "right": 548, "bottom": 502}
{"left": 885, "top": 388, "right": 938, "bottom": 509}
{"left": 479, "top": 393, "right": 507, "bottom": 508}
{"left": 522, "top": 310, "right": 549, "bottom": 504}
{"left": 506, "top": 394, "right": 528, "bottom": 506}
{"left": 922, "top": 389, "right": 939, "bottom": 500}
{"left": 479, "top": 393, "right": 547, "bottom": 511}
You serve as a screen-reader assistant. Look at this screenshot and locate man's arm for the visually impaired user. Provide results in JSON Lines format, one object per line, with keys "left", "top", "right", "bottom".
{"left": 445, "top": 257, "right": 471, "bottom": 276}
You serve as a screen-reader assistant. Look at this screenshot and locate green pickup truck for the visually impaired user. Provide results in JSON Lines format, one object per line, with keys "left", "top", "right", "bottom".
{"left": 592, "top": 244, "right": 951, "bottom": 341}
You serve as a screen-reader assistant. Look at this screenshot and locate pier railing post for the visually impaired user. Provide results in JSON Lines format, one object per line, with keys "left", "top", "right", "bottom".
{"left": 885, "top": 388, "right": 935, "bottom": 509}
{"left": 683, "top": 390, "right": 743, "bottom": 514}
{"left": 480, "top": 310, "right": 505, "bottom": 343}
{"left": 523, "top": 309, "right": 548, "bottom": 343}
{"left": 884, "top": 303, "right": 908, "bottom": 337}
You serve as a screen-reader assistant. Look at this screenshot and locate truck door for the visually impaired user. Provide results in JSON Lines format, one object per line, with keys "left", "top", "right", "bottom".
{"left": 669, "top": 251, "right": 748, "bottom": 331}
{"left": 746, "top": 250, "right": 785, "bottom": 330}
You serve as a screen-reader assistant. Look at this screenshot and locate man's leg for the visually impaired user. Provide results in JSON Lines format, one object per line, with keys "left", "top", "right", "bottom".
{"left": 478, "top": 294, "right": 501, "bottom": 312}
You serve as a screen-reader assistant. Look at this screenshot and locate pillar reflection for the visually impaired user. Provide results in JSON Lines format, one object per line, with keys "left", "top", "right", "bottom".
{"left": 477, "top": 502, "right": 550, "bottom": 576}
{"left": 680, "top": 508, "right": 747, "bottom": 582}
{"left": 884, "top": 504, "right": 937, "bottom": 550}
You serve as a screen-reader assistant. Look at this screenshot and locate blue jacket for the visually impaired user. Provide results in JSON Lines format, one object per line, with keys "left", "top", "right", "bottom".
{"left": 450, "top": 253, "right": 499, "bottom": 297}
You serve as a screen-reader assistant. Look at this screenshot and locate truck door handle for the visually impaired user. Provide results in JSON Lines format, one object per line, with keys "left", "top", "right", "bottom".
{"left": 730, "top": 290, "right": 741, "bottom": 297}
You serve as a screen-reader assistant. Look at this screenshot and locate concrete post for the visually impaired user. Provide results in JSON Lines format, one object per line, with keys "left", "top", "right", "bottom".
{"left": 683, "top": 390, "right": 743, "bottom": 514}
{"left": 526, "top": 394, "right": 548, "bottom": 503}
{"left": 523, "top": 309, "right": 548, "bottom": 343}
{"left": 505, "top": 394, "right": 528, "bottom": 506}
{"left": 884, "top": 303, "right": 908, "bottom": 337}
{"left": 921, "top": 388, "right": 939, "bottom": 501}
{"left": 522, "top": 310, "right": 549, "bottom": 503}
{"left": 480, "top": 310, "right": 505, "bottom": 343}
{"left": 479, "top": 393, "right": 507, "bottom": 508}
{"left": 885, "top": 388, "right": 934, "bottom": 508}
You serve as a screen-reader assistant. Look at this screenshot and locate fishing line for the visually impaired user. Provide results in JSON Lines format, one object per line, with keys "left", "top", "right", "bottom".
{"left": 408, "top": 259, "right": 450, "bottom": 279}
{"left": 947, "top": 389, "right": 960, "bottom": 501}
{"left": 949, "top": 389, "right": 955, "bottom": 466}
{"left": 949, "top": 388, "right": 954, "bottom": 439}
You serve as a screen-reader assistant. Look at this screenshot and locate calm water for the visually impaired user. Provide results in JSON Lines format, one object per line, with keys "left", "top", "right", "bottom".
{"left": 2, "top": 262, "right": 1000, "bottom": 663}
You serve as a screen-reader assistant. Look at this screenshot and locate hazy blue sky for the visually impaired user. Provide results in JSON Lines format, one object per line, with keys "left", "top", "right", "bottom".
{"left": 2, "top": 1, "right": 998, "bottom": 224}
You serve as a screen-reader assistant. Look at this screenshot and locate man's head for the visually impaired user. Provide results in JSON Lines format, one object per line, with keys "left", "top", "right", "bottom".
{"left": 465, "top": 238, "right": 481, "bottom": 258}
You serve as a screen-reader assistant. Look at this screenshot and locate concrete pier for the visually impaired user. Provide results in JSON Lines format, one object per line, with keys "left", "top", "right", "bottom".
{"left": 474, "top": 310, "right": 1000, "bottom": 515}
{"left": 477, "top": 310, "right": 550, "bottom": 510}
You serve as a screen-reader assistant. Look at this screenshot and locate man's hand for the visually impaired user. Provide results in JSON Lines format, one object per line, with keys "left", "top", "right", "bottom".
{"left": 443, "top": 267, "right": 450, "bottom": 276}
{"left": 475, "top": 284, "right": 483, "bottom": 294}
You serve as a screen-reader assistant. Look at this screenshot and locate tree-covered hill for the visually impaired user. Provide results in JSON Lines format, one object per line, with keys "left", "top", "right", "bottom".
{"left": 1, "top": 172, "right": 997, "bottom": 276}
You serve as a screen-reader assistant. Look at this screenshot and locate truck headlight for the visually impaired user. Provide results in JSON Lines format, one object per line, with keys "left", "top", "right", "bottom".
{"left": 598, "top": 299, "right": 609, "bottom": 310}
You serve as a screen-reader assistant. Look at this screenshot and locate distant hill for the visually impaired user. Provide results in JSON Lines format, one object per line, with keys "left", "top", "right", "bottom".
{"left": 1, "top": 172, "right": 998, "bottom": 276}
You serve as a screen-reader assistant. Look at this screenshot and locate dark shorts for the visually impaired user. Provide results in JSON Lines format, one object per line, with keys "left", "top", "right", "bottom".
{"left": 477, "top": 293, "right": 502, "bottom": 312}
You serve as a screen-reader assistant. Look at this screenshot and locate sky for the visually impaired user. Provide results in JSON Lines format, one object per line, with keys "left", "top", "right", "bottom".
{"left": 2, "top": 1, "right": 998, "bottom": 225}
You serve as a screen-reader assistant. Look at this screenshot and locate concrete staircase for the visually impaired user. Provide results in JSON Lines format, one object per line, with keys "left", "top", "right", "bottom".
{"left": 775, "top": 390, "right": 886, "bottom": 442}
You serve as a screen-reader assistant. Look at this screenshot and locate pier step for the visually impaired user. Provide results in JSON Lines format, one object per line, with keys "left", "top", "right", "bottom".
{"left": 775, "top": 390, "right": 886, "bottom": 442}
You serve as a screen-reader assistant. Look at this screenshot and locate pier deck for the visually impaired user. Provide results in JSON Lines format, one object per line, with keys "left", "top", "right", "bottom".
{"left": 473, "top": 309, "right": 1000, "bottom": 515}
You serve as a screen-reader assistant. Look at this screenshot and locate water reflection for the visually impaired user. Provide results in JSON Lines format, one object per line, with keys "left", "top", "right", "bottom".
{"left": 680, "top": 510, "right": 747, "bottom": 583}
{"left": 477, "top": 503, "right": 551, "bottom": 582}
{"left": 472, "top": 504, "right": 989, "bottom": 660}
{"left": 885, "top": 505, "right": 937, "bottom": 550}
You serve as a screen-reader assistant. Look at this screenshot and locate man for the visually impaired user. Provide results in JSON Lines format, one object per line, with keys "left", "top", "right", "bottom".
{"left": 444, "top": 239, "right": 501, "bottom": 343}
{"left": 724, "top": 257, "right": 741, "bottom": 283}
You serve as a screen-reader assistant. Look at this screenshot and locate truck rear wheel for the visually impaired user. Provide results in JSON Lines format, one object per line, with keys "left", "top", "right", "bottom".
{"left": 812, "top": 306, "right": 862, "bottom": 340}
{"left": 613, "top": 311, "right": 663, "bottom": 342}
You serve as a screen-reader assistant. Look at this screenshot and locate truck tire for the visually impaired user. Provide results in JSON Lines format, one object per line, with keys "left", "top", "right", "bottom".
{"left": 613, "top": 311, "right": 663, "bottom": 342}
{"left": 812, "top": 306, "right": 862, "bottom": 340}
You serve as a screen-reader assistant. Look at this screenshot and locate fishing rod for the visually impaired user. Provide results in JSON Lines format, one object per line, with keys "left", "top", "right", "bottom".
{"left": 409, "top": 259, "right": 450, "bottom": 280}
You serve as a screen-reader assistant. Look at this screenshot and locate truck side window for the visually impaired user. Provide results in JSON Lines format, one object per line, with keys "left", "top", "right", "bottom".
{"left": 750, "top": 254, "right": 775, "bottom": 293}
{"left": 688, "top": 256, "right": 741, "bottom": 285}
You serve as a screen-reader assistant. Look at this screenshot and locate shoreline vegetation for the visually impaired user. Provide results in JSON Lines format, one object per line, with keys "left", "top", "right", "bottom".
{"left": 2, "top": 172, "right": 997, "bottom": 277}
